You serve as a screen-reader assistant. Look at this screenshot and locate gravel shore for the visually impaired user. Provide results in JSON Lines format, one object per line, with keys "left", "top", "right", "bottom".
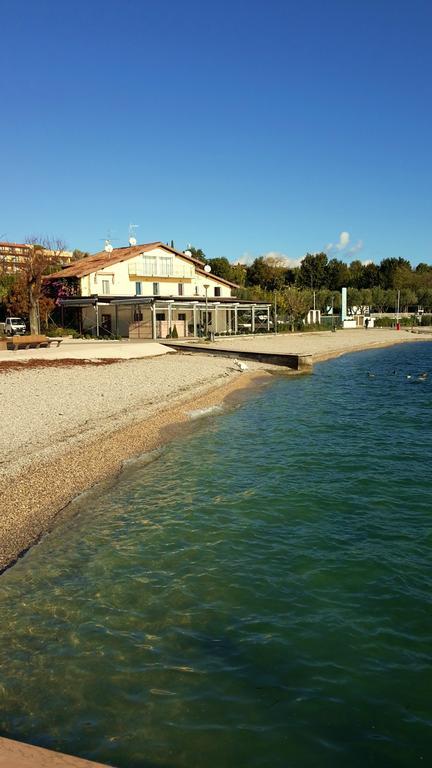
{"left": 0, "top": 353, "right": 273, "bottom": 572}
{"left": 1, "top": 329, "right": 428, "bottom": 573}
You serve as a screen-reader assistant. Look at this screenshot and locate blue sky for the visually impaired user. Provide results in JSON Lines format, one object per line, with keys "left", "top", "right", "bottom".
{"left": 1, "top": 0, "right": 431, "bottom": 265}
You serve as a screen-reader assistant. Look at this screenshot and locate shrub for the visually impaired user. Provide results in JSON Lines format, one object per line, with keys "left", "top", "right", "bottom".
{"left": 171, "top": 324, "right": 179, "bottom": 339}
{"left": 46, "top": 326, "right": 75, "bottom": 337}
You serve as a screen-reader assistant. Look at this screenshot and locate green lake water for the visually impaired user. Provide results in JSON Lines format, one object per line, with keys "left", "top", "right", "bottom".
{"left": 0, "top": 342, "right": 431, "bottom": 767}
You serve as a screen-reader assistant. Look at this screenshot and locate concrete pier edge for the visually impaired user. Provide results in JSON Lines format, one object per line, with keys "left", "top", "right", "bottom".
{"left": 160, "top": 341, "right": 314, "bottom": 370}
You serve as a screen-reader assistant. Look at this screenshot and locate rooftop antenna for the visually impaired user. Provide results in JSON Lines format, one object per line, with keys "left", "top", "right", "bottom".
{"left": 128, "top": 223, "right": 139, "bottom": 246}
{"left": 99, "top": 229, "right": 117, "bottom": 253}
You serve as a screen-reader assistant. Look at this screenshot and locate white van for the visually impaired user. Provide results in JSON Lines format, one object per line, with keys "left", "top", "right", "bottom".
{"left": 4, "top": 317, "right": 27, "bottom": 335}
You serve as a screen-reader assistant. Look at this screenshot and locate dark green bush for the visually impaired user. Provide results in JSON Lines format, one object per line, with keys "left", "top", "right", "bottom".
{"left": 374, "top": 316, "right": 416, "bottom": 328}
{"left": 46, "top": 326, "right": 75, "bottom": 337}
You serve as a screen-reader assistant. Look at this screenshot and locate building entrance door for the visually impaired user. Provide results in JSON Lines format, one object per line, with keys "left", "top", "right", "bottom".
{"left": 101, "top": 314, "right": 112, "bottom": 335}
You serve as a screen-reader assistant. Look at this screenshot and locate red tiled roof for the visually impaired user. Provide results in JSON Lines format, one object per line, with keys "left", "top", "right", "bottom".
{"left": 0, "top": 241, "right": 32, "bottom": 250}
{"left": 46, "top": 242, "right": 206, "bottom": 279}
{"left": 46, "top": 242, "right": 239, "bottom": 288}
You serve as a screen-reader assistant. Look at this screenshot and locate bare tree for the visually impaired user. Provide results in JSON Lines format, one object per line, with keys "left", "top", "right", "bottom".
{"left": 23, "top": 237, "right": 67, "bottom": 334}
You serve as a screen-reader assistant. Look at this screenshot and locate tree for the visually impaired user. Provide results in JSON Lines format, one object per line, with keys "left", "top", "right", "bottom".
{"left": 187, "top": 246, "right": 206, "bottom": 262}
{"left": 379, "top": 257, "right": 411, "bottom": 289}
{"left": 245, "top": 256, "right": 286, "bottom": 291}
{"left": 278, "top": 287, "right": 311, "bottom": 331}
{"left": 297, "top": 252, "right": 328, "bottom": 290}
{"left": 416, "top": 287, "right": 432, "bottom": 311}
{"left": 399, "top": 288, "right": 417, "bottom": 312}
{"left": 21, "top": 237, "right": 67, "bottom": 333}
{"left": 348, "top": 260, "right": 364, "bottom": 288}
{"left": 371, "top": 286, "right": 388, "bottom": 314}
{"left": 326, "top": 259, "right": 350, "bottom": 290}
{"left": 230, "top": 263, "right": 247, "bottom": 286}
{"left": 359, "top": 262, "right": 379, "bottom": 288}
{"left": 205, "top": 257, "right": 235, "bottom": 283}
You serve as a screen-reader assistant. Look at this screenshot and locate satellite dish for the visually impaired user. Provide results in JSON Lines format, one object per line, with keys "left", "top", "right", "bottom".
{"left": 129, "top": 237, "right": 137, "bottom": 246}
{"left": 184, "top": 249, "right": 192, "bottom": 257}
{"left": 204, "top": 264, "right": 211, "bottom": 273}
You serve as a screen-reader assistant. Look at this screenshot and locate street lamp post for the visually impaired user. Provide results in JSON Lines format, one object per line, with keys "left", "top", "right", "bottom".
{"left": 203, "top": 264, "right": 212, "bottom": 339}
{"left": 203, "top": 284, "right": 210, "bottom": 337}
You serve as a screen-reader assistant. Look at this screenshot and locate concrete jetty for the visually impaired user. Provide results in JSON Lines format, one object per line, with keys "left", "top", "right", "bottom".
{"left": 161, "top": 341, "right": 313, "bottom": 370}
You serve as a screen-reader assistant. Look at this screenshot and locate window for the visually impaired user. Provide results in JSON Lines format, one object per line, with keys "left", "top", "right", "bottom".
{"left": 102, "top": 279, "right": 110, "bottom": 295}
{"left": 178, "top": 283, "right": 184, "bottom": 296}
{"left": 153, "top": 282, "right": 160, "bottom": 295}
{"left": 178, "top": 313, "right": 186, "bottom": 321}
{"left": 214, "top": 287, "right": 221, "bottom": 297}
{"left": 194, "top": 285, "right": 199, "bottom": 295}
{"left": 143, "top": 255, "right": 156, "bottom": 275}
{"left": 159, "top": 256, "right": 173, "bottom": 276}
{"left": 135, "top": 282, "right": 142, "bottom": 295}
{"left": 156, "top": 312, "right": 165, "bottom": 321}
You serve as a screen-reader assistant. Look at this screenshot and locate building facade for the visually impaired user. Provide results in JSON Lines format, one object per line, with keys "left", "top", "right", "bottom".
{"left": 0, "top": 242, "right": 73, "bottom": 274}
{"left": 47, "top": 241, "right": 271, "bottom": 339}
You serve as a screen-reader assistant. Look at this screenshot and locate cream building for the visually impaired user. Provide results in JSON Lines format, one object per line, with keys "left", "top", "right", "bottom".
{"left": 0, "top": 241, "right": 73, "bottom": 274}
{"left": 48, "top": 241, "right": 271, "bottom": 339}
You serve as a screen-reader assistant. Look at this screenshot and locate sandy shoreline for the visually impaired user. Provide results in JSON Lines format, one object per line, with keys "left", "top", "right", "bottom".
{"left": 1, "top": 329, "right": 429, "bottom": 573}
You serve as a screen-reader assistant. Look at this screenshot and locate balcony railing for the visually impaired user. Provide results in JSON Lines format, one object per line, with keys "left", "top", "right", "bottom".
{"left": 128, "top": 262, "right": 194, "bottom": 279}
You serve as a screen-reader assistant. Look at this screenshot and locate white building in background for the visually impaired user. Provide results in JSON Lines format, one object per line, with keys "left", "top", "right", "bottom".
{"left": 47, "top": 241, "right": 271, "bottom": 339}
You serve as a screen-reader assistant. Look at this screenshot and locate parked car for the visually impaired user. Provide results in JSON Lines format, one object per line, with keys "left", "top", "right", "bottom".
{"left": 4, "top": 317, "right": 27, "bottom": 335}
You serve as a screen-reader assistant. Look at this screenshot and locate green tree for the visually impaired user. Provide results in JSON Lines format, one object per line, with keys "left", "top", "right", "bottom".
{"left": 379, "top": 257, "right": 411, "bottom": 289}
{"left": 278, "top": 287, "right": 311, "bottom": 331}
{"left": 399, "top": 288, "right": 417, "bottom": 312}
{"left": 326, "top": 259, "right": 350, "bottom": 290}
{"left": 230, "top": 263, "right": 247, "bottom": 286}
{"left": 349, "top": 260, "right": 364, "bottom": 288}
{"left": 245, "top": 256, "right": 286, "bottom": 291}
{"left": 416, "top": 287, "right": 432, "bottom": 311}
{"left": 206, "top": 257, "right": 235, "bottom": 282}
{"left": 188, "top": 246, "right": 206, "bottom": 262}
{"left": 359, "top": 262, "right": 379, "bottom": 288}
{"left": 371, "top": 286, "right": 387, "bottom": 313}
{"left": 297, "top": 252, "right": 328, "bottom": 290}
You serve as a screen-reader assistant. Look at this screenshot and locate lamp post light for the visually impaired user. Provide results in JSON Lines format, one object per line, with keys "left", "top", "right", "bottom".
{"left": 203, "top": 284, "right": 210, "bottom": 337}
{"left": 203, "top": 264, "right": 212, "bottom": 338}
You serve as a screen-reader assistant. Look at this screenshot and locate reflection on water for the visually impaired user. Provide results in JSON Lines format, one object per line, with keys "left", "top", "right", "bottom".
{"left": 0, "top": 342, "right": 431, "bottom": 768}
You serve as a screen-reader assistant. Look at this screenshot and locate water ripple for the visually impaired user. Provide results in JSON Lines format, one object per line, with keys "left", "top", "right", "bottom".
{"left": 0, "top": 342, "right": 431, "bottom": 768}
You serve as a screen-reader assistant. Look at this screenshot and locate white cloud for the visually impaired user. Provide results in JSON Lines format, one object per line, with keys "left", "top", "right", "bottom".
{"left": 325, "top": 231, "right": 363, "bottom": 257}
{"left": 262, "top": 251, "right": 301, "bottom": 268}
{"left": 346, "top": 239, "right": 364, "bottom": 256}
{"left": 339, "top": 231, "right": 350, "bottom": 249}
{"left": 236, "top": 251, "right": 301, "bottom": 268}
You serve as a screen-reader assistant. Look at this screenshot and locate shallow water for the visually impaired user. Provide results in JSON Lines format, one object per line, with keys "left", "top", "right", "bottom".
{"left": 0, "top": 342, "right": 431, "bottom": 768}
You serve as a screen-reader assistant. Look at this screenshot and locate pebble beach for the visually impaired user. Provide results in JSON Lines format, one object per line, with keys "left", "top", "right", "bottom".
{"left": 0, "top": 328, "right": 428, "bottom": 573}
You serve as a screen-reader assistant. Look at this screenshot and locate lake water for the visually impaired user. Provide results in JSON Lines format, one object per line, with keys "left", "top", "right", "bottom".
{"left": 0, "top": 342, "right": 431, "bottom": 768}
